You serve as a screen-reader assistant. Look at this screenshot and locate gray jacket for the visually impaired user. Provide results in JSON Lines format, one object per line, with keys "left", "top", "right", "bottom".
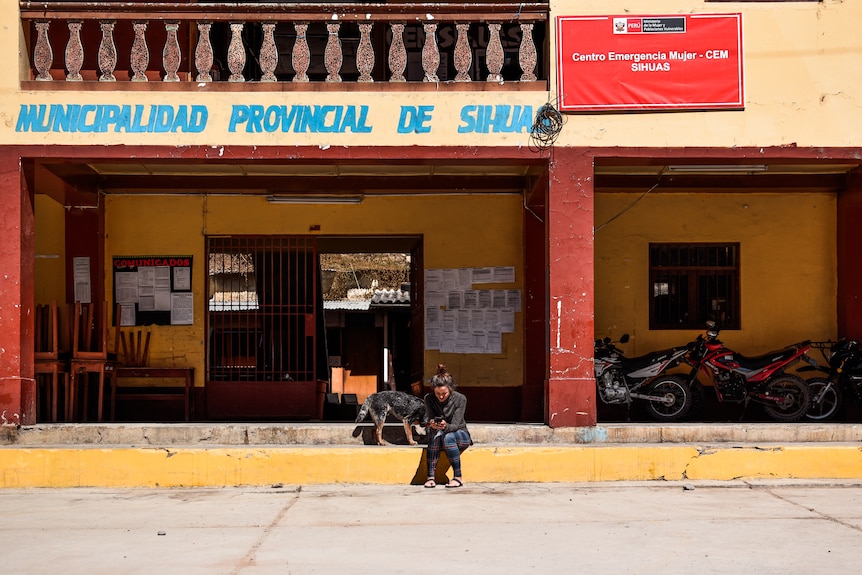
{"left": 425, "top": 390, "right": 470, "bottom": 435}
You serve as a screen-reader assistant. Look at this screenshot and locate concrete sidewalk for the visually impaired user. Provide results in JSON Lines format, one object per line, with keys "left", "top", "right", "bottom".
{"left": 2, "top": 481, "right": 862, "bottom": 574}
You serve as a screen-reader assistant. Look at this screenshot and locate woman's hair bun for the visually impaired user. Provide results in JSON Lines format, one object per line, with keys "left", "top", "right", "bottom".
{"left": 431, "top": 364, "right": 456, "bottom": 389}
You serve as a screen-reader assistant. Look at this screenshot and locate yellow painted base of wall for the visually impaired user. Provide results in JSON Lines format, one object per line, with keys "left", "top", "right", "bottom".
{"left": 2, "top": 445, "right": 862, "bottom": 488}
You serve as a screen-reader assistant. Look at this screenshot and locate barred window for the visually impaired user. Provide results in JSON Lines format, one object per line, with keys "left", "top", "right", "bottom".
{"left": 649, "top": 243, "right": 740, "bottom": 330}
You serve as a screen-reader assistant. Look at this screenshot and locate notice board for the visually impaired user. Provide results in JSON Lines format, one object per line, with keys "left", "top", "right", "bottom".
{"left": 424, "top": 266, "right": 520, "bottom": 355}
{"left": 556, "top": 13, "right": 744, "bottom": 112}
{"left": 112, "top": 255, "right": 193, "bottom": 326}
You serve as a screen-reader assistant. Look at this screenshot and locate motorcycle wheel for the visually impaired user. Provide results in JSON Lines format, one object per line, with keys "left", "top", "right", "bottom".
{"left": 762, "top": 374, "right": 810, "bottom": 422}
{"left": 805, "top": 377, "right": 842, "bottom": 421}
{"left": 644, "top": 375, "right": 692, "bottom": 422}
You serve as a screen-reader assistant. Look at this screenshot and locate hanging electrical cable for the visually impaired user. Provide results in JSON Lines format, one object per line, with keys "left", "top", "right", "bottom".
{"left": 530, "top": 102, "right": 564, "bottom": 152}
{"left": 595, "top": 172, "right": 665, "bottom": 233}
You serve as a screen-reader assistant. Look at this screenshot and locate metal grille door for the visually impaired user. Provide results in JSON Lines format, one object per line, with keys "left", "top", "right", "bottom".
{"left": 207, "top": 236, "right": 318, "bottom": 385}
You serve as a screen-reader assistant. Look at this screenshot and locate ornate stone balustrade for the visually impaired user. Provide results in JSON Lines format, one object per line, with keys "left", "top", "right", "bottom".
{"left": 20, "top": 2, "right": 548, "bottom": 90}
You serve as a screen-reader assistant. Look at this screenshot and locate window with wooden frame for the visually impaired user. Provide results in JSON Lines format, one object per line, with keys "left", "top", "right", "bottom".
{"left": 649, "top": 243, "right": 740, "bottom": 330}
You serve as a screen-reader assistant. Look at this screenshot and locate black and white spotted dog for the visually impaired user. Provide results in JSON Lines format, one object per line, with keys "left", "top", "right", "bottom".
{"left": 354, "top": 390, "right": 428, "bottom": 445}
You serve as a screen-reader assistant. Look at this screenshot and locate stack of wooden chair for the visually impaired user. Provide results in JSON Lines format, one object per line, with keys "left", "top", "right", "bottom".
{"left": 34, "top": 301, "right": 67, "bottom": 422}
{"left": 69, "top": 301, "right": 117, "bottom": 422}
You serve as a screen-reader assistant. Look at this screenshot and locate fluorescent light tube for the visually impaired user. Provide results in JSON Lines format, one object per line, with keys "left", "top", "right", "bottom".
{"left": 666, "top": 164, "right": 768, "bottom": 173}
{"left": 267, "top": 195, "right": 363, "bottom": 204}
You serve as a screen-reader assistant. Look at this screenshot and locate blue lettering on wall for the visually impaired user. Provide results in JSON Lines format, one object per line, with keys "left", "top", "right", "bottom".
{"left": 397, "top": 106, "right": 434, "bottom": 133}
{"left": 457, "top": 105, "right": 534, "bottom": 134}
{"left": 228, "top": 105, "right": 373, "bottom": 133}
{"left": 15, "top": 104, "right": 208, "bottom": 133}
{"left": 13, "top": 102, "right": 538, "bottom": 136}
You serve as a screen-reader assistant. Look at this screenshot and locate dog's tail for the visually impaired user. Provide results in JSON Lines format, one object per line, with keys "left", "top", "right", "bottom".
{"left": 354, "top": 397, "right": 371, "bottom": 423}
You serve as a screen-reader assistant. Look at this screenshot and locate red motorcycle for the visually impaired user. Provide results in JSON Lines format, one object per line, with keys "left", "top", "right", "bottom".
{"left": 684, "top": 321, "right": 812, "bottom": 422}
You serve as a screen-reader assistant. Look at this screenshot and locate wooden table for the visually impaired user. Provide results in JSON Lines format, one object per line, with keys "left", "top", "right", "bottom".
{"left": 110, "top": 367, "right": 194, "bottom": 421}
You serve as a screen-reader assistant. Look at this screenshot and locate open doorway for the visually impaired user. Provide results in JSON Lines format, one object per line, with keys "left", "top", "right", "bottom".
{"left": 321, "top": 252, "right": 410, "bottom": 399}
{"left": 318, "top": 236, "right": 423, "bottom": 417}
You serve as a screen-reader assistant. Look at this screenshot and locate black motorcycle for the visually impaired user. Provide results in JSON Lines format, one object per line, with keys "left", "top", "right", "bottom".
{"left": 805, "top": 339, "right": 862, "bottom": 421}
{"left": 594, "top": 334, "right": 693, "bottom": 422}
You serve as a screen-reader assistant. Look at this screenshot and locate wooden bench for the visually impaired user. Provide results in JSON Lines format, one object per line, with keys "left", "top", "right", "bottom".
{"left": 109, "top": 367, "right": 194, "bottom": 421}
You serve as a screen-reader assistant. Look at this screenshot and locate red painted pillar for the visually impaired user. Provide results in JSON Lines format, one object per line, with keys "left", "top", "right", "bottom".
{"left": 0, "top": 150, "right": 35, "bottom": 426}
{"left": 838, "top": 169, "right": 862, "bottom": 338}
{"left": 546, "top": 149, "right": 595, "bottom": 428}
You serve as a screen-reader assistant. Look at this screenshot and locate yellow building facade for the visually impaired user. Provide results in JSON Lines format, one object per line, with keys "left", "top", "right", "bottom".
{"left": 2, "top": 0, "right": 861, "bottom": 427}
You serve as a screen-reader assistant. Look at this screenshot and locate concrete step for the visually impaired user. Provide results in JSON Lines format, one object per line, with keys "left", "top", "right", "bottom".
{"left": 2, "top": 423, "right": 861, "bottom": 488}
{"left": 4, "top": 421, "right": 862, "bottom": 446}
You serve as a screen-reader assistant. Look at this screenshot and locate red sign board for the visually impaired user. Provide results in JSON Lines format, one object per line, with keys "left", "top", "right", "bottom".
{"left": 556, "top": 14, "right": 744, "bottom": 112}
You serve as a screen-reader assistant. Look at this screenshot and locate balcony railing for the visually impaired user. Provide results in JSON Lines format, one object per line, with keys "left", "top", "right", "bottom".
{"left": 20, "top": 2, "right": 549, "bottom": 90}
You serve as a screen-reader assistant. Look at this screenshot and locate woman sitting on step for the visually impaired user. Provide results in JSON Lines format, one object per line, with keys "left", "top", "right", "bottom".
{"left": 423, "top": 364, "right": 472, "bottom": 488}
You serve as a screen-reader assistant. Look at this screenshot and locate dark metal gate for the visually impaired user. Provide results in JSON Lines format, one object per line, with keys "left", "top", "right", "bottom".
{"left": 206, "top": 235, "right": 319, "bottom": 419}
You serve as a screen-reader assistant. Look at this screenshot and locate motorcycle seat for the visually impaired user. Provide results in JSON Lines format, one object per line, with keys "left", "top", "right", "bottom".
{"left": 619, "top": 347, "right": 687, "bottom": 371}
{"left": 732, "top": 341, "right": 810, "bottom": 370}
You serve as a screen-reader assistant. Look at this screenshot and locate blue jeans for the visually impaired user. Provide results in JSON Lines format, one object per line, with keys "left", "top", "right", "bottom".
{"left": 427, "top": 429, "right": 472, "bottom": 478}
